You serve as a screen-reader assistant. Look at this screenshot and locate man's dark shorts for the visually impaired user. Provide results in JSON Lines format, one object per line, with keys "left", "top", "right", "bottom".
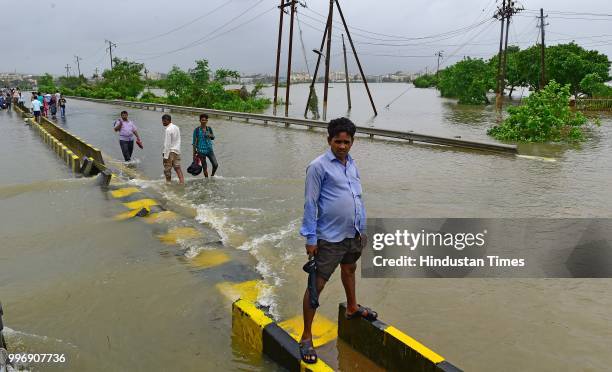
{"left": 316, "top": 234, "right": 364, "bottom": 281}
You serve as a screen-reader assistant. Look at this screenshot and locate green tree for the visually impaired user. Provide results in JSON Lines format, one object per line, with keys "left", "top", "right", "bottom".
{"left": 165, "top": 66, "right": 194, "bottom": 104}
{"left": 547, "top": 42, "right": 611, "bottom": 96}
{"left": 514, "top": 45, "right": 542, "bottom": 91}
{"left": 487, "top": 80, "right": 595, "bottom": 142}
{"left": 214, "top": 68, "right": 240, "bottom": 83}
{"left": 489, "top": 45, "right": 522, "bottom": 97}
{"left": 437, "top": 58, "right": 495, "bottom": 104}
{"left": 58, "top": 75, "right": 88, "bottom": 90}
{"left": 101, "top": 58, "right": 145, "bottom": 98}
{"left": 579, "top": 73, "right": 612, "bottom": 97}
{"left": 412, "top": 74, "right": 438, "bottom": 88}
{"left": 38, "top": 73, "right": 56, "bottom": 92}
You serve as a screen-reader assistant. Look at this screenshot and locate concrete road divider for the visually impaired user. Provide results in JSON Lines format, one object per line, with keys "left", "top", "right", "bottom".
{"left": 337, "top": 303, "right": 462, "bottom": 371}
{"left": 232, "top": 299, "right": 333, "bottom": 371}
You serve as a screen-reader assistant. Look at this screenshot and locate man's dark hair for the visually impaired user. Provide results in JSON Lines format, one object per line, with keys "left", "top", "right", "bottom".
{"left": 328, "top": 117, "right": 356, "bottom": 139}
{"left": 200, "top": 113, "right": 209, "bottom": 120}
{"left": 162, "top": 114, "right": 172, "bottom": 121}
{"left": 120, "top": 110, "right": 128, "bottom": 115}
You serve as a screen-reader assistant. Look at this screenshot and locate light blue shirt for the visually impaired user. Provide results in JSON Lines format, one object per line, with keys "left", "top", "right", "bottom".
{"left": 300, "top": 149, "right": 366, "bottom": 245}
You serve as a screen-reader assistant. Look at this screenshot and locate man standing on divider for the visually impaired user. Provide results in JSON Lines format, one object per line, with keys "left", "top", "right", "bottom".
{"left": 298, "top": 117, "right": 377, "bottom": 364}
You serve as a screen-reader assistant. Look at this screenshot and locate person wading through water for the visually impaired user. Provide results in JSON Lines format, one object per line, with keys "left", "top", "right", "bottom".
{"left": 192, "top": 113, "right": 219, "bottom": 178}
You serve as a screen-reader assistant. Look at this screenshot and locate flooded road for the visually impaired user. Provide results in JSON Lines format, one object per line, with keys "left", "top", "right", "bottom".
{"left": 2, "top": 84, "right": 612, "bottom": 371}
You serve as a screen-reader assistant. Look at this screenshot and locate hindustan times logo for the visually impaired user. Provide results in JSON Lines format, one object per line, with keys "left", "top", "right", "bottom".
{"left": 372, "top": 229, "right": 488, "bottom": 251}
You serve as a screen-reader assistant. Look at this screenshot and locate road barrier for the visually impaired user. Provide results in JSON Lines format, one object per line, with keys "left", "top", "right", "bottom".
{"left": 338, "top": 303, "right": 462, "bottom": 371}
{"left": 232, "top": 299, "right": 333, "bottom": 372}
{"left": 12, "top": 104, "right": 104, "bottom": 175}
{"left": 68, "top": 96, "right": 518, "bottom": 155}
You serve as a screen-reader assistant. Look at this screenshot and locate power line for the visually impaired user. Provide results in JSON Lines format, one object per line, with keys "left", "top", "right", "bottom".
{"left": 127, "top": 0, "right": 271, "bottom": 61}
{"left": 118, "top": 1, "right": 235, "bottom": 46}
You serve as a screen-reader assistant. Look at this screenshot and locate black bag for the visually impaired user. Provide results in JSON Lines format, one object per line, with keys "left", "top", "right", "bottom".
{"left": 187, "top": 157, "right": 202, "bottom": 176}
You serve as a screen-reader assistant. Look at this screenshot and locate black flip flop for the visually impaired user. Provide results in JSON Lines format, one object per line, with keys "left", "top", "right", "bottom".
{"left": 299, "top": 339, "right": 317, "bottom": 364}
{"left": 346, "top": 305, "right": 378, "bottom": 321}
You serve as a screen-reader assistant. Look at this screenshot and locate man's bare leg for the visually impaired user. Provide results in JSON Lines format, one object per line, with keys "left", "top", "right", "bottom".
{"left": 340, "top": 263, "right": 359, "bottom": 315}
{"left": 301, "top": 276, "right": 327, "bottom": 342}
{"left": 174, "top": 167, "right": 185, "bottom": 184}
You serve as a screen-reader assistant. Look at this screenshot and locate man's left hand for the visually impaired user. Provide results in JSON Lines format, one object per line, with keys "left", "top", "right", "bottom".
{"left": 359, "top": 234, "right": 368, "bottom": 250}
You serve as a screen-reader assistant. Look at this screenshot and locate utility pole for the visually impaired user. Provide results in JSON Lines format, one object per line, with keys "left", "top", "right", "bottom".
{"left": 539, "top": 8, "right": 548, "bottom": 90}
{"left": 94, "top": 67, "right": 99, "bottom": 80}
{"left": 495, "top": 0, "right": 522, "bottom": 112}
{"left": 322, "top": 0, "right": 334, "bottom": 121}
{"left": 65, "top": 64, "right": 71, "bottom": 77}
{"left": 285, "top": 0, "right": 297, "bottom": 117}
{"left": 74, "top": 55, "right": 82, "bottom": 77}
{"left": 495, "top": 0, "right": 507, "bottom": 111}
{"left": 435, "top": 50, "right": 444, "bottom": 76}
{"left": 273, "top": 0, "right": 286, "bottom": 116}
{"left": 342, "top": 34, "right": 351, "bottom": 110}
{"left": 304, "top": 18, "right": 329, "bottom": 118}
{"left": 144, "top": 68, "right": 149, "bottom": 92}
{"left": 335, "top": 0, "right": 377, "bottom": 116}
{"left": 105, "top": 39, "right": 117, "bottom": 68}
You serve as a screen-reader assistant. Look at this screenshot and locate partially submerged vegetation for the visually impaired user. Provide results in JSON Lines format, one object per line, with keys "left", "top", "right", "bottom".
{"left": 47, "top": 58, "right": 271, "bottom": 113}
{"left": 487, "top": 81, "right": 598, "bottom": 143}
{"left": 414, "top": 42, "right": 611, "bottom": 105}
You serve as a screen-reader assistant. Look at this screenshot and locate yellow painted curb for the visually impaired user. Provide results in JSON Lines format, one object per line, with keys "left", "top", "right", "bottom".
{"left": 279, "top": 315, "right": 338, "bottom": 348}
{"left": 110, "top": 187, "right": 141, "bottom": 199}
{"left": 157, "top": 226, "right": 201, "bottom": 245}
{"left": 189, "top": 249, "right": 231, "bottom": 269}
{"left": 122, "top": 198, "right": 159, "bottom": 210}
{"left": 384, "top": 326, "right": 445, "bottom": 364}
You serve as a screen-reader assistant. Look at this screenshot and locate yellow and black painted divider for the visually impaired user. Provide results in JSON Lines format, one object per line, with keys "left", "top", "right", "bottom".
{"left": 12, "top": 104, "right": 98, "bottom": 176}
{"left": 233, "top": 299, "right": 334, "bottom": 372}
{"left": 108, "top": 176, "right": 339, "bottom": 371}
{"left": 337, "top": 303, "right": 462, "bottom": 372}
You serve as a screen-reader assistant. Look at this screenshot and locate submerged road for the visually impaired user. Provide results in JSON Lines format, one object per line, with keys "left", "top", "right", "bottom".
{"left": 2, "top": 99, "right": 612, "bottom": 371}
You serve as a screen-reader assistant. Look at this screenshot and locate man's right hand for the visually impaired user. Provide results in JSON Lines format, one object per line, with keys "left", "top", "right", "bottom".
{"left": 305, "top": 244, "right": 318, "bottom": 257}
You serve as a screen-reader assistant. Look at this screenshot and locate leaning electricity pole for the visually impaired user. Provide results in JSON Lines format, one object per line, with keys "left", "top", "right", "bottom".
{"left": 342, "top": 34, "right": 351, "bottom": 110}
{"left": 304, "top": 0, "right": 377, "bottom": 119}
{"left": 74, "top": 55, "right": 82, "bottom": 77}
{"left": 285, "top": 0, "right": 297, "bottom": 117}
{"left": 105, "top": 39, "right": 117, "bottom": 68}
{"left": 538, "top": 8, "right": 548, "bottom": 90}
{"left": 65, "top": 64, "right": 71, "bottom": 78}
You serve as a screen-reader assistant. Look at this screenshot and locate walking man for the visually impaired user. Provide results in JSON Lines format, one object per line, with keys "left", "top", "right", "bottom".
{"left": 298, "top": 117, "right": 376, "bottom": 364}
{"left": 113, "top": 111, "right": 141, "bottom": 162}
{"left": 31, "top": 95, "right": 41, "bottom": 122}
{"left": 192, "top": 113, "right": 219, "bottom": 178}
{"left": 59, "top": 95, "right": 66, "bottom": 118}
{"left": 161, "top": 114, "right": 184, "bottom": 184}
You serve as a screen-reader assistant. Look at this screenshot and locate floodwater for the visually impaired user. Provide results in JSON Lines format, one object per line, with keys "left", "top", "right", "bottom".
{"left": 2, "top": 83, "right": 612, "bottom": 371}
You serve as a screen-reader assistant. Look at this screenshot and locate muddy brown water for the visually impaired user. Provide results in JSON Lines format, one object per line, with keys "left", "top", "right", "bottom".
{"left": 1, "top": 84, "right": 611, "bottom": 371}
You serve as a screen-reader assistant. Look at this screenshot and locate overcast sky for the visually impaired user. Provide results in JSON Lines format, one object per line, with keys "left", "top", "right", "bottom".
{"left": 4, "top": 0, "right": 612, "bottom": 76}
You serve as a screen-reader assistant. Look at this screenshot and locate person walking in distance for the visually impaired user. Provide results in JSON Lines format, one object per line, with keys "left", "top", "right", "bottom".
{"left": 298, "top": 117, "right": 376, "bottom": 364}
{"left": 58, "top": 95, "right": 66, "bottom": 117}
{"left": 113, "top": 111, "right": 141, "bottom": 162}
{"left": 161, "top": 114, "right": 184, "bottom": 184}
{"left": 192, "top": 113, "right": 219, "bottom": 178}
